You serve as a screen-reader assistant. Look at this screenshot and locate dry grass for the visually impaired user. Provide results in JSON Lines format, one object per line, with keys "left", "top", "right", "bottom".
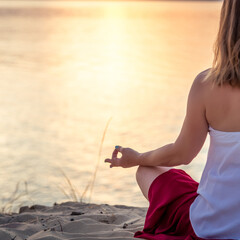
{"left": 1, "top": 118, "right": 112, "bottom": 212}
{"left": 1, "top": 181, "right": 31, "bottom": 213}
{"left": 58, "top": 170, "right": 82, "bottom": 202}
{"left": 59, "top": 117, "right": 112, "bottom": 203}
{"left": 88, "top": 117, "right": 112, "bottom": 202}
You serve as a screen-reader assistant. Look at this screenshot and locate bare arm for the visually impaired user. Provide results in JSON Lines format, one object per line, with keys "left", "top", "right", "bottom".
{"left": 105, "top": 72, "right": 209, "bottom": 168}
{"left": 138, "top": 72, "right": 209, "bottom": 166}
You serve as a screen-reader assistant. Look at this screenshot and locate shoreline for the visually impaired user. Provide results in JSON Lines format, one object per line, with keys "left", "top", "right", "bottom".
{"left": 0, "top": 201, "right": 147, "bottom": 240}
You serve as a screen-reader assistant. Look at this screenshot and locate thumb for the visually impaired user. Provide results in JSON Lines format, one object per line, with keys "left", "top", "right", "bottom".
{"left": 115, "top": 145, "right": 123, "bottom": 153}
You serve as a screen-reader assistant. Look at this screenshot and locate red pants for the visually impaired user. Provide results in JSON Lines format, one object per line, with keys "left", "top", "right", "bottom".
{"left": 134, "top": 169, "right": 222, "bottom": 240}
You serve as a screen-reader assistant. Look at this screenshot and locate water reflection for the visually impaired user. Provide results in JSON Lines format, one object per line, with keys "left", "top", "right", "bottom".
{"left": 0, "top": 1, "right": 221, "bottom": 210}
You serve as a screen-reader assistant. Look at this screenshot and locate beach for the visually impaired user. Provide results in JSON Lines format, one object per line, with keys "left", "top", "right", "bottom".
{"left": 0, "top": 2, "right": 223, "bottom": 239}
{"left": 0, "top": 202, "right": 146, "bottom": 240}
{"left": 0, "top": 1, "right": 221, "bottom": 209}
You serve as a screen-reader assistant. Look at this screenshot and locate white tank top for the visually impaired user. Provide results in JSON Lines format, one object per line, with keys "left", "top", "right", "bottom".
{"left": 190, "top": 127, "right": 240, "bottom": 239}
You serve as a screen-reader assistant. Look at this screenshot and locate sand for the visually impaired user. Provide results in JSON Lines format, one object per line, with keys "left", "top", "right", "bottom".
{"left": 0, "top": 202, "right": 147, "bottom": 240}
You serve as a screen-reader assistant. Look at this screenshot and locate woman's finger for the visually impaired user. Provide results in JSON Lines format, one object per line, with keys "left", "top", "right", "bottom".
{"left": 104, "top": 158, "right": 116, "bottom": 168}
{"left": 105, "top": 158, "right": 121, "bottom": 168}
{"left": 112, "top": 148, "right": 119, "bottom": 159}
{"left": 112, "top": 158, "right": 121, "bottom": 167}
{"left": 111, "top": 146, "right": 123, "bottom": 159}
{"left": 115, "top": 145, "right": 123, "bottom": 153}
{"left": 105, "top": 158, "right": 112, "bottom": 164}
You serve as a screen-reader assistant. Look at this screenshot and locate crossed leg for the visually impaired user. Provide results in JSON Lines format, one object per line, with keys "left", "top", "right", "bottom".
{"left": 136, "top": 166, "right": 172, "bottom": 200}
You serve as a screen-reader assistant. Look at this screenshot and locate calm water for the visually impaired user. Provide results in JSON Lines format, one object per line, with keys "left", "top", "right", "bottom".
{"left": 0, "top": 0, "right": 221, "bottom": 211}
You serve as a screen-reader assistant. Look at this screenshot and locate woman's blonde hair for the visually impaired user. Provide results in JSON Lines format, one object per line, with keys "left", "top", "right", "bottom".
{"left": 205, "top": 0, "right": 240, "bottom": 87}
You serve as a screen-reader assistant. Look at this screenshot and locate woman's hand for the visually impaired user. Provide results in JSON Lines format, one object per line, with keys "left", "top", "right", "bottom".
{"left": 104, "top": 146, "right": 141, "bottom": 168}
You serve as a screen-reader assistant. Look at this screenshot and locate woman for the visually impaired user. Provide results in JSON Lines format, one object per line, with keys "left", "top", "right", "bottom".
{"left": 105, "top": 0, "right": 240, "bottom": 239}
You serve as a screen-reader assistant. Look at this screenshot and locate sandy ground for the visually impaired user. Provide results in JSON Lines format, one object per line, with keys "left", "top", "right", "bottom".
{"left": 0, "top": 202, "right": 147, "bottom": 240}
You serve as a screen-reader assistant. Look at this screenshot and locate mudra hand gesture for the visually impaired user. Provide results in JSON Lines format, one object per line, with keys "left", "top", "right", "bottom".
{"left": 104, "top": 146, "right": 141, "bottom": 168}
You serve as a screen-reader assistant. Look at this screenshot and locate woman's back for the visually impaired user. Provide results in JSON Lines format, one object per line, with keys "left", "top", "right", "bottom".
{"left": 203, "top": 73, "right": 240, "bottom": 132}
{"left": 189, "top": 69, "right": 240, "bottom": 238}
{"left": 203, "top": 0, "right": 240, "bottom": 132}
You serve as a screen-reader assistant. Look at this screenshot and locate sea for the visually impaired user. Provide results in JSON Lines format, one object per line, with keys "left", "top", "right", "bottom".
{"left": 0, "top": 0, "right": 222, "bottom": 211}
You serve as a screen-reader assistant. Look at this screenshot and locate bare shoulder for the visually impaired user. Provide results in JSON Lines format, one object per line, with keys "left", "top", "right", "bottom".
{"left": 190, "top": 69, "right": 211, "bottom": 98}
{"left": 193, "top": 68, "right": 211, "bottom": 86}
